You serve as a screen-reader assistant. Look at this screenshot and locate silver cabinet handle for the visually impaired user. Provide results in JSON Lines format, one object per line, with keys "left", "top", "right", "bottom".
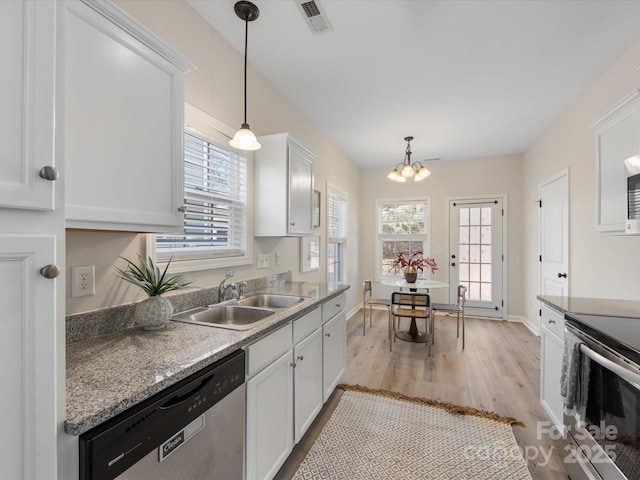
{"left": 325, "top": 333, "right": 331, "bottom": 337}
{"left": 548, "top": 319, "right": 556, "bottom": 324}
{"left": 39, "top": 166, "right": 59, "bottom": 181}
{"left": 297, "top": 355, "right": 304, "bottom": 361}
{"left": 290, "top": 362, "right": 296, "bottom": 368}
{"left": 40, "top": 264, "right": 60, "bottom": 279}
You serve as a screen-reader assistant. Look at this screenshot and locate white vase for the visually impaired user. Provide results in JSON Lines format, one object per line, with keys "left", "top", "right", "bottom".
{"left": 135, "top": 295, "right": 173, "bottom": 330}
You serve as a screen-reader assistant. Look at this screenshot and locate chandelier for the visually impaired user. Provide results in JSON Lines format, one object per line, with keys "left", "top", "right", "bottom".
{"left": 387, "top": 136, "right": 432, "bottom": 182}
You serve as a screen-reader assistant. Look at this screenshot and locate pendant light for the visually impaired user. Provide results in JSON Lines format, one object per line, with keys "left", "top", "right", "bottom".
{"left": 229, "top": 1, "right": 261, "bottom": 151}
{"left": 387, "top": 136, "right": 433, "bottom": 182}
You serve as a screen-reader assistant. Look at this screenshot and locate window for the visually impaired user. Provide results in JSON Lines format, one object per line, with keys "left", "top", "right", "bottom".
{"left": 376, "top": 198, "right": 430, "bottom": 279}
{"left": 154, "top": 124, "right": 251, "bottom": 272}
{"left": 327, "top": 186, "right": 347, "bottom": 284}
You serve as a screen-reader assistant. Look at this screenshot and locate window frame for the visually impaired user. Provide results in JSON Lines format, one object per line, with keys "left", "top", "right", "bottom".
{"left": 148, "top": 104, "right": 253, "bottom": 273}
{"left": 375, "top": 197, "right": 431, "bottom": 280}
{"left": 327, "top": 184, "right": 348, "bottom": 284}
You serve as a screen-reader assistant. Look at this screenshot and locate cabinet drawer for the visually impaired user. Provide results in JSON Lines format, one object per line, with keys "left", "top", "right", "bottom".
{"left": 293, "top": 308, "right": 322, "bottom": 344}
{"left": 322, "top": 293, "right": 346, "bottom": 323}
{"left": 541, "top": 304, "right": 564, "bottom": 339}
{"left": 246, "top": 324, "right": 293, "bottom": 377}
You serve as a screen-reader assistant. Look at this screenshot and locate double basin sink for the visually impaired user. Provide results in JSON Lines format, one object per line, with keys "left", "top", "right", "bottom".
{"left": 171, "top": 293, "right": 306, "bottom": 331}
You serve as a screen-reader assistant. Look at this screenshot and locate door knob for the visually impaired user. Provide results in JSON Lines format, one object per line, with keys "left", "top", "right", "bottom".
{"left": 40, "top": 264, "right": 60, "bottom": 279}
{"left": 557, "top": 273, "right": 567, "bottom": 278}
{"left": 38, "top": 166, "right": 59, "bottom": 181}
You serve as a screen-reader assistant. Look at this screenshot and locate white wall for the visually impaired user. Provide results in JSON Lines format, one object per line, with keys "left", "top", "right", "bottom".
{"left": 523, "top": 40, "right": 640, "bottom": 330}
{"left": 358, "top": 155, "right": 524, "bottom": 317}
{"left": 66, "top": 0, "right": 360, "bottom": 315}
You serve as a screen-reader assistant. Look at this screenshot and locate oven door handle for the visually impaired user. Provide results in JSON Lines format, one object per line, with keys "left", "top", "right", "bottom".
{"left": 580, "top": 343, "right": 640, "bottom": 389}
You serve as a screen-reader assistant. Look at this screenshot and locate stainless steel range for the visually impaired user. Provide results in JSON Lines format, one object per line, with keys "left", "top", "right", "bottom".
{"left": 563, "top": 312, "right": 640, "bottom": 480}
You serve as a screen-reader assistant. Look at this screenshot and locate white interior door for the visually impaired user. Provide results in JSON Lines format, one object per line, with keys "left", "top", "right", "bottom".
{"left": 540, "top": 171, "right": 569, "bottom": 296}
{"left": 449, "top": 198, "right": 504, "bottom": 318}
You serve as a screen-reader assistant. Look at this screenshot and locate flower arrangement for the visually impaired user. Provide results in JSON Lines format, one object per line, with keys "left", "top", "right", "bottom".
{"left": 115, "top": 256, "right": 192, "bottom": 296}
{"left": 392, "top": 251, "right": 438, "bottom": 275}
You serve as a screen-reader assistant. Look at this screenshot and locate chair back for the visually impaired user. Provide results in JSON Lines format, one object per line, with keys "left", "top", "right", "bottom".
{"left": 363, "top": 279, "right": 372, "bottom": 302}
{"left": 391, "top": 291, "right": 431, "bottom": 309}
{"left": 457, "top": 285, "right": 467, "bottom": 306}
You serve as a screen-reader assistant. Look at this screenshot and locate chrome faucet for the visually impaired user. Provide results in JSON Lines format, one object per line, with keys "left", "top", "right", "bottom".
{"left": 238, "top": 281, "right": 248, "bottom": 299}
{"left": 218, "top": 271, "right": 236, "bottom": 303}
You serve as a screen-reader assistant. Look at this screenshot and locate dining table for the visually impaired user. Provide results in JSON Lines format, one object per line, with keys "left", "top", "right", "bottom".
{"left": 380, "top": 278, "right": 449, "bottom": 342}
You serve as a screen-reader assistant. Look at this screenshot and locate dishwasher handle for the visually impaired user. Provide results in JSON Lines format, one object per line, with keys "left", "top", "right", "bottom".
{"left": 159, "top": 374, "right": 216, "bottom": 410}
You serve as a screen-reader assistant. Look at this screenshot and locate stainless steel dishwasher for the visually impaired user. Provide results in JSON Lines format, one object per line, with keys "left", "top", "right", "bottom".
{"left": 79, "top": 349, "right": 245, "bottom": 480}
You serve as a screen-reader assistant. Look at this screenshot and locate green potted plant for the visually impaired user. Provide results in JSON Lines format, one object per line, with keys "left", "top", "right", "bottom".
{"left": 392, "top": 251, "right": 438, "bottom": 283}
{"left": 115, "top": 256, "right": 192, "bottom": 330}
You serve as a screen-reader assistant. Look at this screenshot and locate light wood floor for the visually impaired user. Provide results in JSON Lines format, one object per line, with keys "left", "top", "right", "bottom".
{"left": 276, "top": 309, "right": 569, "bottom": 479}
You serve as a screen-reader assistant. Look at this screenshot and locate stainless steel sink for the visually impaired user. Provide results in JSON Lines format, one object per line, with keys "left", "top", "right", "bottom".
{"left": 172, "top": 304, "right": 275, "bottom": 331}
{"left": 237, "top": 294, "right": 305, "bottom": 309}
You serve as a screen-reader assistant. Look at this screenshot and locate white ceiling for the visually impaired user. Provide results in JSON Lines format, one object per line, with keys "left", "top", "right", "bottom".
{"left": 188, "top": 0, "right": 640, "bottom": 169}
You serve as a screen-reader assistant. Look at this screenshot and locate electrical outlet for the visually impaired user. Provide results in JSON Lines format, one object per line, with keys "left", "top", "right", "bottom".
{"left": 71, "top": 265, "right": 95, "bottom": 297}
{"left": 258, "top": 254, "right": 269, "bottom": 269}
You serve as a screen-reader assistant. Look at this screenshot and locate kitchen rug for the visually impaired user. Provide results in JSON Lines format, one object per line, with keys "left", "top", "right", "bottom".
{"left": 292, "top": 384, "right": 532, "bottom": 480}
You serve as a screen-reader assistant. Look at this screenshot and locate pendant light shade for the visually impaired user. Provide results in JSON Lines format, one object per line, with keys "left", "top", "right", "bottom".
{"left": 229, "top": 1, "right": 261, "bottom": 151}
{"left": 387, "top": 136, "right": 435, "bottom": 182}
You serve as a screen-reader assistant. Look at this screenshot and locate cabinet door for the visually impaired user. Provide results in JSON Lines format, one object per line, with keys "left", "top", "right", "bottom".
{"left": 0, "top": 1, "right": 56, "bottom": 211}
{"left": 246, "top": 350, "right": 294, "bottom": 480}
{"left": 287, "top": 141, "right": 314, "bottom": 235}
{"left": 294, "top": 329, "right": 323, "bottom": 443}
{"left": 540, "top": 327, "right": 564, "bottom": 430}
{"left": 322, "top": 311, "right": 347, "bottom": 402}
{"left": 65, "top": 1, "right": 188, "bottom": 232}
{"left": 0, "top": 235, "right": 57, "bottom": 479}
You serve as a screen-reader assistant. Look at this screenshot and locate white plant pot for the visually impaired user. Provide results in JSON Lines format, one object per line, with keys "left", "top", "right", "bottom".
{"left": 135, "top": 295, "right": 173, "bottom": 330}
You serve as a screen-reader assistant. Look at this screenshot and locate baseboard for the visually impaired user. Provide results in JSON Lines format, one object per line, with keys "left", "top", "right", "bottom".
{"left": 509, "top": 315, "right": 540, "bottom": 336}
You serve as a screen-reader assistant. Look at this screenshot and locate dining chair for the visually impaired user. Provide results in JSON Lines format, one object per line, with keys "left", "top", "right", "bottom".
{"left": 431, "top": 285, "right": 467, "bottom": 349}
{"left": 390, "top": 291, "right": 433, "bottom": 355}
{"left": 362, "top": 280, "right": 393, "bottom": 345}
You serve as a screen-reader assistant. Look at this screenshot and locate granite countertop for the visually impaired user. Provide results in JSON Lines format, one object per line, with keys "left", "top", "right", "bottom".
{"left": 65, "top": 282, "right": 349, "bottom": 436}
{"left": 537, "top": 295, "right": 640, "bottom": 318}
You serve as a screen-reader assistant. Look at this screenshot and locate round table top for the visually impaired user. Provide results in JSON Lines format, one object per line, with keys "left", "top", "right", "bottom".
{"left": 379, "top": 279, "right": 449, "bottom": 289}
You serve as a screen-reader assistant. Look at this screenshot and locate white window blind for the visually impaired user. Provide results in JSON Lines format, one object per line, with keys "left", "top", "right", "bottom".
{"left": 328, "top": 190, "right": 347, "bottom": 241}
{"left": 156, "top": 130, "right": 248, "bottom": 261}
{"left": 328, "top": 188, "right": 347, "bottom": 284}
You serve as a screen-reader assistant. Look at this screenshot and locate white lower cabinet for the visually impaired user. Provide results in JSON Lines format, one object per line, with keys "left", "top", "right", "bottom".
{"left": 540, "top": 304, "right": 565, "bottom": 430}
{"left": 294, "top": 328, "right": 323, "bottom": 443}
{"left": 322, "top": 311, "right": 347, "bottom": 402}
{"left": 246, "top": 348, "right": 294, "bottom": 480}
{"left": 245, "top": 307, "right": 324, "bottom": 480}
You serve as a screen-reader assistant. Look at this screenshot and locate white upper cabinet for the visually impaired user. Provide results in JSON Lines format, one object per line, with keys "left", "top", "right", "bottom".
{"left": 0, "top": 1, "right": 57, "bottom": 211}
{"left": 591, "top": 90, "right": 640, "bottom": 233}
{"left": 254, "top": 133, "right": 315, "bottom": 236}
{"left": 65, "top": 0, "right": 193, "bottom": 232}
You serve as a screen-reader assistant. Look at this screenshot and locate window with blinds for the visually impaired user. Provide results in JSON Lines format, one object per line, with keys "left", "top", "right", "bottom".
{"left": 327, "top": 188, "right": 347, "bottom": 284}
{"left": 376, "top": 198, "right": 429, "bottom": 279}
{"left": 156, "top": 129, "right": 248, "bottom": 262}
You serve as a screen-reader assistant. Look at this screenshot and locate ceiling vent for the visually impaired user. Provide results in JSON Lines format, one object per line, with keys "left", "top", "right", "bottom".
{"left": 295, "top": 0, "right": 333, "bottom": 34}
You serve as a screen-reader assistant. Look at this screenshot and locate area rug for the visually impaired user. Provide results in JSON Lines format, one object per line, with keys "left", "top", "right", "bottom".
{"left": 292, "top": 384, "right": 532, "bottom": 480}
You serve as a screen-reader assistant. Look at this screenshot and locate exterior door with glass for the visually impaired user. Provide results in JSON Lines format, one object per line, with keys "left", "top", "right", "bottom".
{"left": 449, "top": 198, "right": 504, "bottom": 318}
